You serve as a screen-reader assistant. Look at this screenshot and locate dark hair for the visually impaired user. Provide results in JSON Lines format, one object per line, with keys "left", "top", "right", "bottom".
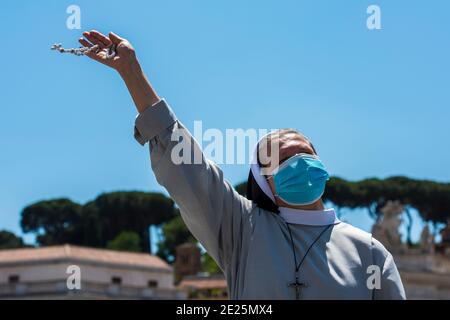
{"left": 246, "top": 170, "right": 280, "bottom": 213}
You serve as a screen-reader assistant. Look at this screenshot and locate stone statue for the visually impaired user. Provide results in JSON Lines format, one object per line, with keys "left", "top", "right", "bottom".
{"left": 439, "top": 218, "right": 450, "bottom": 255}
{"left": 440, "top": 218, "right": 450, "bottom": 244}
{"left": 372, "top": 200, "right": 406, "bottom": 253}
{"left": 420, "top": 225, "right": 434, "bottom": 254}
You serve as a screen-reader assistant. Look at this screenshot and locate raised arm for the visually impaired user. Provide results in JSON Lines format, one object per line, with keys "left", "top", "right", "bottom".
{"left": 80, "top": 31, "right": 253, "bottom": 270}
{"left": 79, "top": 30, "right": 160, "bottom": 112}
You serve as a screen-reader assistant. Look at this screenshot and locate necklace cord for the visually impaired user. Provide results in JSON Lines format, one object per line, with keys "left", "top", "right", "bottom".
{"left": 286, "top": 223, "right": 333, "bottom": 272}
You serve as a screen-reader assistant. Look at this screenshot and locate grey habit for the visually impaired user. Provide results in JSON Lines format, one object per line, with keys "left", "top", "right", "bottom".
{"left": 134, "top": 99, "right": 406, "bottom": 300}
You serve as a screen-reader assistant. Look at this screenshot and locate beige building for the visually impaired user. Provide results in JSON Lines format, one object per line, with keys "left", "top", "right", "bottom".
{"left": 178, "top": 274, "right": 228, "bottom": 299}
{"left": 395, "top": 253, "right": 450, "bottom": 299}
{"left": 0, "top": 245, "right": 184, "bottom": 299}
{"left": 173, "top": 243, "right": 228, "bottom": 299}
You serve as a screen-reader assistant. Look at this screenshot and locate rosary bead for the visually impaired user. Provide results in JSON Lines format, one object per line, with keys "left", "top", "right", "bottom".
{"left": 51, "top": 43, "right": 117, "bottom": 59}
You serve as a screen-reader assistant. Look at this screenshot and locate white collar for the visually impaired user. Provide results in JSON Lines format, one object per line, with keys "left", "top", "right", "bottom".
{"left": 279, "top": 207, "right": 341, "bottom": 226}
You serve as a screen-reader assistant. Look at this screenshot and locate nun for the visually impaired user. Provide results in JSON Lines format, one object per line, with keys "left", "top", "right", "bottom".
{"left": 80, "top": 30, "right": 406, "bottom": 300}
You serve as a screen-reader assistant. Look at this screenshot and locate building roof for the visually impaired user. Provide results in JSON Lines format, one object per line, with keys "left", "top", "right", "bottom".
{"left": 178, "top": 274, "right": 227, "bottom": 290}
{"left": 0, "top": 245, "right": 172, "bottom": 272}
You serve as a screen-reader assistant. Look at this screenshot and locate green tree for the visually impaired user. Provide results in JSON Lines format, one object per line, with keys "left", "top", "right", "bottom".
{"left": 157, "top": 214, "right": 196, "bottom": 263}
{"left": 81, "top": 191, "right": 177, "bottom": 253}
{"left": 0, "top": 230, "right": 27, "bottom": 249}
{"left": 107, "top": 231, "right": 142, "bottom": 252}
{"left": 202, "top": 252, "right": 222, "bottom": 274}
{"left": 155, "top": 215, "right": 222, "bottom": 273}
{"left": 20, "top": 192, "right": 177, "bottom": 253}
{"left": 20, "top": 199, "right": 82, "bottom": 246}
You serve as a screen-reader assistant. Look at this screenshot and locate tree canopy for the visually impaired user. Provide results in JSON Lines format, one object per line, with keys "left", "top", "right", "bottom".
{"left": 156, "top": 214, "right": 196, "bottom": 263}
{"left": 0, "top": 230, "right": 27, "bottom": 250}
{"left": 107, "top": 231, "right": 142, "bottom": 252}
{"left": 20, "top": 191, "right": 177, "bottom": 253}
{"left": 323, "top": 176, "right": 450, "bottom": 224}
{"left": 21, "top": 198, "right": 82, "bottom": 246}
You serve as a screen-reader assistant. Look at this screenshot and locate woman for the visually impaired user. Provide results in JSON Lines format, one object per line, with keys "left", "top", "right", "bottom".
{"left": 78, "top": 30, "right": 406, "bottom": 299}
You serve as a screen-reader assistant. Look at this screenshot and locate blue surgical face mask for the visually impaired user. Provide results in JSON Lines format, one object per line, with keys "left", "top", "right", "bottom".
{"left": 272, "top": 153, "right": 330, "bottom": 206}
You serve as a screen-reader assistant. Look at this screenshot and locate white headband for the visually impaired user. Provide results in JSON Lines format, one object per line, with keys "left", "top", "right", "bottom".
{"left": 250, "top": 131, "right": 277, "bottom": 203}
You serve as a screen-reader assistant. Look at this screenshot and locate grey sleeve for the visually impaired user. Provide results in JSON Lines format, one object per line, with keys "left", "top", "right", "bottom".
{"left": 372, "top": 238, "right": 407, "bottom": 300}
{"left": 134, "top": 99, "right": 253, "bottom": 271}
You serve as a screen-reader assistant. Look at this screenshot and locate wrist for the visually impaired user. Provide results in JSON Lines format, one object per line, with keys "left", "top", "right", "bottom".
{"left": 117, "top": 58, "right": 142, "bottom": 79}
{"left": 117, "top": 57, "right": 161, "bottom": 113}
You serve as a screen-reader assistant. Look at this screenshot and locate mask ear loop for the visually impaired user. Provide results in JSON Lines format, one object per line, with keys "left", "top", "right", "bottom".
{"left": 265, "top": 175, "right": 280, "bottom": 200}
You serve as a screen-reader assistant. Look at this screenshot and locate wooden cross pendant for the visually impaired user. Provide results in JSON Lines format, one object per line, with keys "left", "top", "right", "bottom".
{"left": 288, "top": 275, "right": 307, "bottom": 300}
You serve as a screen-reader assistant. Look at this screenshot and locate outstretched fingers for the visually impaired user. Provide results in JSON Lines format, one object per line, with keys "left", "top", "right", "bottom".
{"left": 77, "top": 30, "right": 125, "bottom": 67}
{"left": 109, "top": 32, "right": 124, "bottom": 45}
{"left": 79, "top": 36, "right": 104, "bottom": 62}
{"left": 82, "top": 31, "right": 106, "bottom": 49}
{"left": 78, "top": 37, "right": 92, "bottom": 48}
{"left": 91, "top": 30, "right": 113, "bottom": 47}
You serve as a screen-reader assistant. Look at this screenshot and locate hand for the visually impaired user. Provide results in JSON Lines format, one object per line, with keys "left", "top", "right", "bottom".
{"left": 80, "top": 30, "right": 159, "bottom": 112}
{"left": 79, "top": 30, "right": 137, "bottom": 73}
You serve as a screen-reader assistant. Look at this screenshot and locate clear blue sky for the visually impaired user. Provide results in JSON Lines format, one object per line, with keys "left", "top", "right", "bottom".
{"left": 1, "top": 0, "right": 449, "bottom": 246}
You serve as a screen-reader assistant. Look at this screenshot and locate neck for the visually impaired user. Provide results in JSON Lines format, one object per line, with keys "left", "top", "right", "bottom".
{"left": 279, "top": 199, "right": 325, "bottom": 211}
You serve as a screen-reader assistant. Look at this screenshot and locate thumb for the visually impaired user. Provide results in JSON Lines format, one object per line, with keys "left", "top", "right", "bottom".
{"left": 109, "top": 32, "right": 124, "bottom": 45}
